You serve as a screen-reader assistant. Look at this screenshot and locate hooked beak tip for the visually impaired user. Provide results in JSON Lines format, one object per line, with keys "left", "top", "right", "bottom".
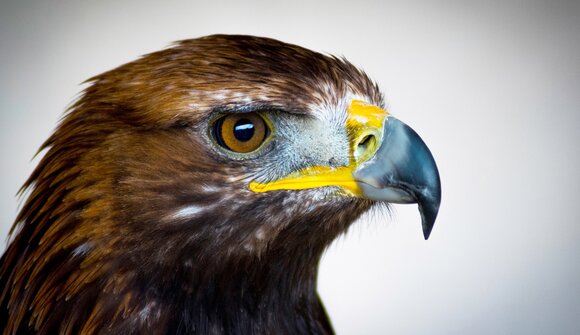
{"left": 355, "top": 117, "right": 441, "bottom": 240}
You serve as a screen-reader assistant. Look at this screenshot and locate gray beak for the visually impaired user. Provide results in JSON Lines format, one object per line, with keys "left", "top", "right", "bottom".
{"left": 354, "top": 117, "right": 441, "bottom": 239}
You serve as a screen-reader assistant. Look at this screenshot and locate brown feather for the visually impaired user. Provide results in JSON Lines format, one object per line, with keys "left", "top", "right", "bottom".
{"left": 0, "top": 35, "right": 383, "bottom": 334}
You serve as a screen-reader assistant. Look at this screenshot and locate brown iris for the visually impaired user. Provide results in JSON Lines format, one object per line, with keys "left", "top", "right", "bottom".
{"left": 213, "top": 112, "right": 269, "bottom": 153}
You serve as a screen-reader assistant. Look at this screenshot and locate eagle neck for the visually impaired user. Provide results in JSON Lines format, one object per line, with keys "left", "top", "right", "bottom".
{"left": 160, "top": 243, "right": 334, "bottom": 334}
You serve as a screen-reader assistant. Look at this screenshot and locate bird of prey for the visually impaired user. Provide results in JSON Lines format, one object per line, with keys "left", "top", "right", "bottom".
{"left": 0, "top": 35, "right": 440, "bottom": 334}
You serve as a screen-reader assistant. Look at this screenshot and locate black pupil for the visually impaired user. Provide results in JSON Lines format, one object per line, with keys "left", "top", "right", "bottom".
{"left": 233, "top": 118, "right": 255, "bottom": 142}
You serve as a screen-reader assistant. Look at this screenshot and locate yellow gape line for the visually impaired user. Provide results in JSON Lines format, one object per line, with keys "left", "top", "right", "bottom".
{"left": 249, "top": 100, "right": 389, "bottom": 195}
{"left": 250, "top": 166, "right": 361, "bottom": 196}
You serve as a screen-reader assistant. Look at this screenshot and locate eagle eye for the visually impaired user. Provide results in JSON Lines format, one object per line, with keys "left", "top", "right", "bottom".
{"left": 212, "top": 112, "right": 270, "bottom": 153}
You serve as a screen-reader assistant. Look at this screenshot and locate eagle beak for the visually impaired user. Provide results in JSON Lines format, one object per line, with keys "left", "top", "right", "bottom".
{"left": 353, "top": 116, "right": 441, "bottom": 240}
{"left": 249, "top": 100, "right": 441, "bottom": 239}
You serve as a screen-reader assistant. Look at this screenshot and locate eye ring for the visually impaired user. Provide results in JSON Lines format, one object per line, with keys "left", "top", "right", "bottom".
{"left": 212, "top": 112, "right": 270, "bottom": 153}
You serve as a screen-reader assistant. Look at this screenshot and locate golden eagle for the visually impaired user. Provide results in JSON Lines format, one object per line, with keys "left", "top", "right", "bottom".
{"left": 0, "top": 35, "right": 440, "bottom": 334}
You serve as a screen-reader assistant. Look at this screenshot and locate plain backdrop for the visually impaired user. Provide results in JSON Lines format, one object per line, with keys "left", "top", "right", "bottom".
{"left": 1, "top": 1, "right": 579, "bottom": 334}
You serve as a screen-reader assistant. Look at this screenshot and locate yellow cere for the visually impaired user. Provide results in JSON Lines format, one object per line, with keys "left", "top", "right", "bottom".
{"left": 346, "top": 100, "right": 389, "bottom": 129}
{"left": 249, "top": 100, "right": 389, "bottom": 195}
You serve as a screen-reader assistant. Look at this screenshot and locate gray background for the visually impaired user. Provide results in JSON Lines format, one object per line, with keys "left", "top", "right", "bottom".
{"left": 1, "top": 1, "right": 579, "bottom": 334}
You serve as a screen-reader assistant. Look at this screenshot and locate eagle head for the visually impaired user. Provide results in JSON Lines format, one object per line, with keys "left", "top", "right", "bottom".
{"left": 0, "top": 35, "right": 440, "bottom": 334}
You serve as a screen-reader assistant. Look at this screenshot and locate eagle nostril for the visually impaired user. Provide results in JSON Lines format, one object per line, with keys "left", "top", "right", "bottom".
{"left": 355, "top": 134, "right": 377, "bottom": 162}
